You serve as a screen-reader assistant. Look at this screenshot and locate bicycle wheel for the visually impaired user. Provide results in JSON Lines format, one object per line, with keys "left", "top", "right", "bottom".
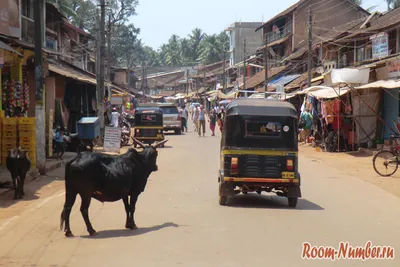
{"left": 373, "top": 150, "right": 399, "bottom": 177}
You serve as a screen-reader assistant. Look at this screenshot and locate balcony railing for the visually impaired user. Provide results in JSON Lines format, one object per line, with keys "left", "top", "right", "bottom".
{"left": 266, "top": 22, "right": 292, "bottom": 44}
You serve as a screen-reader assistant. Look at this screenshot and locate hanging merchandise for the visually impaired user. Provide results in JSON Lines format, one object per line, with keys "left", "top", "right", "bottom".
{"left": 331, "top": 99, "right": 342, "bottom": 131}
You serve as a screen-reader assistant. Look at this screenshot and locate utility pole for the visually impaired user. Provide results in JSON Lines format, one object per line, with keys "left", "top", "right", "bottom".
{"left": 263, "top": 33, "right": 268, "bottom": 98}
{"left": 307, "top": 7, "right": 313, "bottom": 87}
{"left": 97, "top": 0, "right": 106, "bottom": 129}
{"left": 34, "top": 0, "right": 45, "bottom": 174}
{"left": 243, "top": 38, "right": 247, "bottom": 96}
{"left": 222, "top": 51, "right": 226, "bottom": 93}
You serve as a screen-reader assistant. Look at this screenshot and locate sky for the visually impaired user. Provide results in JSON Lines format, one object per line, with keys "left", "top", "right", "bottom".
{"left": 130, "top": 0, "right": 388, "bottom": 50}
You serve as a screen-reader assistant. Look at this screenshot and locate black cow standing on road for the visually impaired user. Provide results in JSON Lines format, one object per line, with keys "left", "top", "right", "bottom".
{"left": 60, "top": 138, "right": 168, "bottom": 237}
{"left": 6, "top": 148, "right": 31, "bottom": 200}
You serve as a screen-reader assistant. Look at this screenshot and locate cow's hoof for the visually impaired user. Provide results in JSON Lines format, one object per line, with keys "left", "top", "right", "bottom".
{"left": 125, "top": 223, "right": 137, "bottom": 230}
{"left": 89, "top": 230, "right": 98, "bottom": 236}
{"left": 65, "top": 231, "right": 74, "bottom": 237}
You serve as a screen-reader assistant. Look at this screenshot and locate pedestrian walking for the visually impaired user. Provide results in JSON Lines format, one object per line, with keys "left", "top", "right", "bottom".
{"left": 55, "top": 127, "right": 65, "bottom": 160}
{"left": 208, "top": 109, "right": 217, "bottom": 136}
{"left": 299, "top": 109, "right": 313, "bottom": 144}
{"left": 192, "top": 105, "right": 199, "bottom": 132}
{"left": 217, "top": 106, "right": 225, "bottom": 133}
{"left": 198, "top": 105, "right": 206, "bottom": 137}
{"left": 180, "top": 105, "right": 188, "bottom": 132}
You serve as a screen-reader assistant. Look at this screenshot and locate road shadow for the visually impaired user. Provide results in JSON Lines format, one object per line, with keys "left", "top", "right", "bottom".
{"left": 343, "top": 151, "right": 372, "bottom": 158}
{"left": 0, "top": 188, "right": 40, "bottom": 208}
{"left": 81, "top": 222, "right": 180, "bottom": 239}
{"left": 225, "top": 194, "right": 324, "bottom": 210}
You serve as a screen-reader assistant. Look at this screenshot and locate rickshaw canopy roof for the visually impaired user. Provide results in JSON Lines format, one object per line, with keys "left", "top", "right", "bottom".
{"left": 226, "top": 98, "right": 297, "bottom": 118}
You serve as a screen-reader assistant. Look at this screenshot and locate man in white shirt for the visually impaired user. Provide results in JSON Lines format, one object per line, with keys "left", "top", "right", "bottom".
{"left": 111, "top": 107, "right": 120, "bottom": 127}
{"left": 192, "top": 106, "right": 199, "bottom": 132}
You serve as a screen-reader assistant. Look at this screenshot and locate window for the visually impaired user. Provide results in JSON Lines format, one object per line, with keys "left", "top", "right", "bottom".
{"left": 245, "top": 121, "right": 281, "bottom": 137}
{"left": 22, "top": 0, "right": 33, "bottom": 18}
{"left": 110, "top": 72, "right": 115, "bottom": 82}
{"left": 160, "top": 106, "right": 178, "bottom": 114}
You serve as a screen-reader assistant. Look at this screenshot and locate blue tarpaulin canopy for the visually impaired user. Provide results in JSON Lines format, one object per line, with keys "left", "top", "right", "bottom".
{"left": 268, "top": 74, "right": 301, "bottom": 86}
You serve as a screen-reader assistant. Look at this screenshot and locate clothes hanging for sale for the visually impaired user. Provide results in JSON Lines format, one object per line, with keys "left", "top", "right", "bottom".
{"left": 331, "top": 99, "right": 342, "bottom": 131}
{"left": 322, "top": 100, "right": 335, "bottom": 124}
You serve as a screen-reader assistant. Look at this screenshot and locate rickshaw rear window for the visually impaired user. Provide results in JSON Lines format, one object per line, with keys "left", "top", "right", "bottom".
{"left": 245, "top": 121, "right": 281, "bottom": 137}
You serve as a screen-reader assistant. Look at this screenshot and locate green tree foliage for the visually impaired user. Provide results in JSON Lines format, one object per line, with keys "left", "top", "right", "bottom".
{"left": 386, "top": 0, "right": 400, "bottom": 10}
{"left": 52, "top": 0, "right": 229, "bottom": 68}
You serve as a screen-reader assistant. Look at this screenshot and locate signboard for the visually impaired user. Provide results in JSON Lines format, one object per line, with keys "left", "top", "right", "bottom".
{"left": 104, "top": 127, "right": 121, "bottom": 153}
{"left": 388, "top": 59, "right": 400, "bottom": 78}
{"left": 370, "top": 33, "right": 389, "bottom": 59}
{"left": 331, "top": 68, "right": 370, "bottom": 84}
{"left": 111, "top": 96, "right": 123, "bottom": 105}
{"left": 0, "top": 0, "right": 20, "bottom": 38}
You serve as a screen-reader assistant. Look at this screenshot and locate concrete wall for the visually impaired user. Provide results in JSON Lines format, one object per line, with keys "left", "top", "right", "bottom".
{"left": 114, "top": 71, "right": 127, "bottom": 86}
{"left": 293, "top": 0, "right": 368, "bottom": 51}
{"left": 45, "top": 77, "right": 56, "bottom": 115}
{"left": 229, "top": 22, "right": 263, "bottom": 65}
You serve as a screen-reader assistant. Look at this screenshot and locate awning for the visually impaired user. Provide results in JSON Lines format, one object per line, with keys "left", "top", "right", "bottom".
{"left": 354, "top": 79, "right": 400, "bottom": 90}
{"left": 218, "top": 90, "right": 236, "bottom": 99}
{"left": 305, "top": 86, "right": 351, "bottom": 99}
{"left": 268, "top": 74, "right": 301, "bottom": 86}
{"left": 49, "top": 63, "right": 97, "bottom": 85}
{"left": 311, "top": 75, "right": 324, "bottom": 83}
{"left": 0, "top": 40, "right": 23, "bottom": 57}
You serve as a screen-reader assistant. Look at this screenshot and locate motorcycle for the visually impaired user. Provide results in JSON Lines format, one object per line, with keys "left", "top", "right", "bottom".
{"left": 52, "top": 126, "right": 92, "bottom": 154}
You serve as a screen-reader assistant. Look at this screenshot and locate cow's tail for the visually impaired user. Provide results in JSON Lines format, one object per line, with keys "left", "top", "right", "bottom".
{"left": 60, "top": 156, "right": 76, "bottom": 231}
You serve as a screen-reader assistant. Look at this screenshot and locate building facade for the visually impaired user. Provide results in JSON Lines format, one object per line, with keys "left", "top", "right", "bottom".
{"left": 225, "top": 22, "right": 263, "bottom": 66}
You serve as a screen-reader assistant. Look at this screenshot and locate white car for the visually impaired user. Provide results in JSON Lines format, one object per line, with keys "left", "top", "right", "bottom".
{"left": 158, "top": 103, "right": 182, "bottom": 134}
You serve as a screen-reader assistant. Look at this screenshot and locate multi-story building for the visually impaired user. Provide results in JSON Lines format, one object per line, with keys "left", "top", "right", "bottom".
{"left": 225, "top": 22, "right": 264, "bottom": 66}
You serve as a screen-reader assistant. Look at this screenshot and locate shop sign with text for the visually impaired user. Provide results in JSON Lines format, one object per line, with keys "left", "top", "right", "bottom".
{"left": 370, "top": 33, "right": 388, "bottom": 59}
{"left": 388, "top": 59, "right": 400, "bottom": 78}
{"left": 0, "top": 0, "right": 20, "bottom": 38}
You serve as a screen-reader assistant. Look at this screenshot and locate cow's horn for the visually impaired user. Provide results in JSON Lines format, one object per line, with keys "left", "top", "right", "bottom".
{"left": 152, "top": 139, "right": 168, "bottom": 148}
{"left": 132, "top": 137, "right": 146, "bottom": 148}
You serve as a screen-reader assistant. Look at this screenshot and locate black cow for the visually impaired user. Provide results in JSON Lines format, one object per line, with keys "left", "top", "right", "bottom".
{"left": 6, "top": 148, "right": 31, "bottom": 200}
{"left": 60, "top": 138, "right": 168, "bottom": 237}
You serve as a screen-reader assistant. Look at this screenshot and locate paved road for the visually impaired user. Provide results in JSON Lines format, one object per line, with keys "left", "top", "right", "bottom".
{"left": 0, "top": 122, "right": 399, "bottom": 267}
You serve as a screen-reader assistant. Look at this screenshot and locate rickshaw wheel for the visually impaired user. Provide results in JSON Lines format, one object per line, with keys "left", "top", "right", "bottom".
{"left": 219, "top": 195, "right": 228, "bottom": 206}
{"left": 218, "top": 183, "right": 228, "bottom": 205}
{"left": 288, "top": 197, "right": 298, "bottom": 208}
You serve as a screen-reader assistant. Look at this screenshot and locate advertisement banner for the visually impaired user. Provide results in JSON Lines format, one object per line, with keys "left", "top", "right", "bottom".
{"left": 387, "top": 59, "right": 400, "bottom": 78}
{"left": 370, "top": 33, "right": 388, "bottom": 59}
{"left": 0, "top": 0, "right": 20, "bottom": 38}
{"left": 104, "top": 127, "right": 121, "bottom": 153}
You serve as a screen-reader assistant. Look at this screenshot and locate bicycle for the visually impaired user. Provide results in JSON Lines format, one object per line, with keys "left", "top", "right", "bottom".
{"left": 372, "top": 134, "right": 400, "bottom": 177}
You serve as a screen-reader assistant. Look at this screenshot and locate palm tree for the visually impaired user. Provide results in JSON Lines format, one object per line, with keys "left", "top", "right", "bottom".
{"left": 189, "top": 28, "right": 206, "bottom": 62}
{"left": 164, "top": 35, "right": 182, "bottom": 66}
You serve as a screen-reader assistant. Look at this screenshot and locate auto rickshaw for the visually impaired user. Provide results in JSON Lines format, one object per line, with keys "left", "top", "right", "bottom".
{"left": 133, "top": 104, "right": 166, "bottom": 148}
{"left": 218, "top": 98, "right": 301, "bottom": 208}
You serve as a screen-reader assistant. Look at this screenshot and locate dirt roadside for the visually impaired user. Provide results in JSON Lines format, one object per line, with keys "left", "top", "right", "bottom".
{"left": 299, "top": 144, "right": 400, "bottom": 198}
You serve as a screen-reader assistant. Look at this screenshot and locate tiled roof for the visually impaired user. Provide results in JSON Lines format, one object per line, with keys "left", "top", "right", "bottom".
{"left": 240, "top": 65, "right": 287, "bottom": 89}
{"left": 337, "top": 8, "right": 400, "bottom": 41}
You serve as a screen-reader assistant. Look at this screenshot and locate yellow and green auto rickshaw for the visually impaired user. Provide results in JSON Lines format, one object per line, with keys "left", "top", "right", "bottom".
{"left": 218, "top": 98, "right": 301, "bottom": 208}
{"left": 132, "top": 104, "right": 166, "bottom": 148}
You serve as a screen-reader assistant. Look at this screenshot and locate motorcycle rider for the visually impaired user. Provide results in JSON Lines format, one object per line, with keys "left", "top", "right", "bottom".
{"left": 111, "top": 107, "right": 120, "bottom": 127}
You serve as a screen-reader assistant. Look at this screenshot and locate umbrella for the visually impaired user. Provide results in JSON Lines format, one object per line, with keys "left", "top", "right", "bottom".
{"left": 219, "top": 100, "right": 231, "bottom": 105}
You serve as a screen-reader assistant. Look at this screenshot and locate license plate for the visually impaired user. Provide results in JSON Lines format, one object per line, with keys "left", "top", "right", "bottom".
{"left": 282, "top": 172, "right": 295, "bottom": 179}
